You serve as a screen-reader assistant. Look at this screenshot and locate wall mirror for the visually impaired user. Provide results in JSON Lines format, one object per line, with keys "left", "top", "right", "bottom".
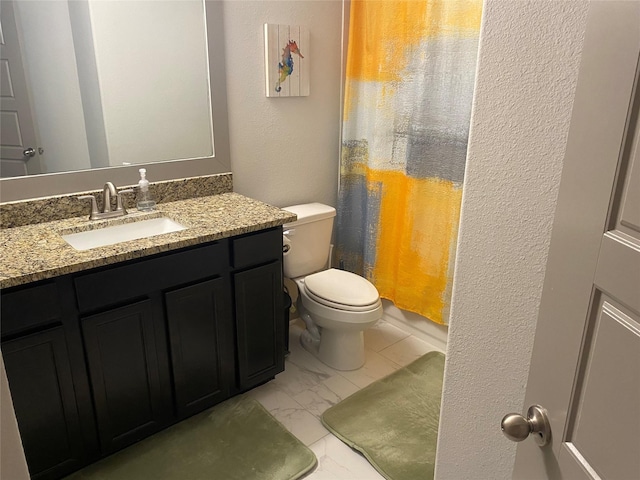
{"left": 0, "top": 0, "right": 230, "bottom": 202}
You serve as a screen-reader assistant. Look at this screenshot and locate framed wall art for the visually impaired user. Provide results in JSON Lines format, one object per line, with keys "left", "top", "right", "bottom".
{"left": 264, "top": 24, "right": 309, "bottom": 97}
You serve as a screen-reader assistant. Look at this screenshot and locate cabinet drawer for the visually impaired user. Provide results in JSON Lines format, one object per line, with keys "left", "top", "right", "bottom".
{"left": 231, "top": 228, "right": 282, "bottom": 269}
{"left": 1, "top": 282, "right": 61, "bottom": 337}
{"left": 75, "top": 241, "right": 227, "bottom": 313}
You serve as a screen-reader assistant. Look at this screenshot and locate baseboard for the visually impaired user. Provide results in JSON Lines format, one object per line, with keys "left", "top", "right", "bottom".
{"left": 381, "top": 300, "right": 448, "bottom": 352}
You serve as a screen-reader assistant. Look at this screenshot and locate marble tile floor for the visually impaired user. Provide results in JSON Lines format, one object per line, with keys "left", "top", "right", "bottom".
{"left": 245, "top": 318, "right": 444, "bottom": 479}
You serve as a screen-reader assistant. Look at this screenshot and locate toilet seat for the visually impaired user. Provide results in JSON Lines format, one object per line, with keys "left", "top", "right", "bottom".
{"left": 303, "top": 269, "right": 380, "bottom": 312}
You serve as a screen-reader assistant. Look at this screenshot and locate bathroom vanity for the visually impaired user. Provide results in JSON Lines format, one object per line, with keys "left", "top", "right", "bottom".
{"left": 0, "top": 185, "right": 296, "bottom": 480}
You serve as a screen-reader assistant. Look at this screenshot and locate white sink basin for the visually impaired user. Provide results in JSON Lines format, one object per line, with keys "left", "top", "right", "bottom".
{"left": 62, "top": 217, "right": 187, "bottom": 251}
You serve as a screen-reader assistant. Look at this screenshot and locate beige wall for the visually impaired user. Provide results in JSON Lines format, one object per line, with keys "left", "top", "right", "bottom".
{"left": 224, "top": 0, "right": 343, "bottom": 208}
{"left": 436, "top": 1, "right": 589, "bottom": 477}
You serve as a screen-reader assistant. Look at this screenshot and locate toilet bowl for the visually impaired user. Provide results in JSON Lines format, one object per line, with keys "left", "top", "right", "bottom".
{"left": 282, "top": 203, "right": 383, "bottom": 371}
{"left": 294, "top": 270, "right": 382, "bottom": 370}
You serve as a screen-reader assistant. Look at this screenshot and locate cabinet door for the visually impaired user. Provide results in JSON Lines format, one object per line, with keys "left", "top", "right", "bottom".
{"left": 2, "top": 328, "right": 85, "bottom": 480}
{"left": 234, "top": 261, "right": 284, "bottom": 390}
{"left": 81, "top": 300, "right": 171, "bottom": 454}
{"left": 165, "top": 277, "right": 233, "bottom": 419}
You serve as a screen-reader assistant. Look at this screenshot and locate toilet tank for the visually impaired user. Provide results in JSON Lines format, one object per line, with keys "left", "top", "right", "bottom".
{"left": 282, "top": 203, "right": 336, "bottom": 278}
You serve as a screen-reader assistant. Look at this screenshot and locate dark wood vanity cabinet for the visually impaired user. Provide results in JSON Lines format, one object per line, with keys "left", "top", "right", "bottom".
{"left": 2, "top": 328, "right": 87, "bottom": 480}
{"left": 234, "top": 262, "right": 284, "bottom": 390}
{"left": 165, "top": 277, "right": 233, "bottom": 419}
{"left": 231, "top": 228, "right": 285, "bottom": 391}
{"left": 1, "top": 227, "right": 285, "bottom": 480}
{"left": 72, "top": 240, "right": 231, "bottom": 455}
{"left": 81, "top": 299, "right": 173, "bottom": 454}
{"left": 1, "top": 280, "right": 97, "bottom": 480}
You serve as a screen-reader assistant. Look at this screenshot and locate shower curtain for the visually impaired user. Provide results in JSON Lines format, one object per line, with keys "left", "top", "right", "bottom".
{"left": 335, "top": 0, "right": 482, "bottom": 325}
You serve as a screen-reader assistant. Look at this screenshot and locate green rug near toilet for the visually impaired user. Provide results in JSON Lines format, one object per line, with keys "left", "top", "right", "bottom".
{"left": 65, "top": 395, "right": 316, "bottom": 480}
{"left": 322, "top": 351, "right": 445, "bottom": 480}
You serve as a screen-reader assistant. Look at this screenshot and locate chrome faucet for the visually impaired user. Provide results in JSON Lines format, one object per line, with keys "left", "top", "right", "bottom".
{"left": 102, "top": 181, "right": 117, "bottom": 212}
{"left": 78, "top": 182, "right": 134, "bottom": 220}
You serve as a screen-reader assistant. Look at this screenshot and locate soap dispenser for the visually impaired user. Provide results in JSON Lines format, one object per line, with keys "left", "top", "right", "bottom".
{"left": 137, "top": 168, "right": 156, "bottom": 211}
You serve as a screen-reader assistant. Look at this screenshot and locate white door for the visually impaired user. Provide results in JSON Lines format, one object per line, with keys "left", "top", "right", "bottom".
{"left": 504, "top": 2, "right": 640, "bottom": 479}
{"left": 0, "top": 0, "right": 42, "bottom": 177}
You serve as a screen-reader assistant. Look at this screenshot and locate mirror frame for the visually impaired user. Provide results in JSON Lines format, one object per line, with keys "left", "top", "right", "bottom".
{"left": 0, "top": 1, "right": 230, "bottom": 203}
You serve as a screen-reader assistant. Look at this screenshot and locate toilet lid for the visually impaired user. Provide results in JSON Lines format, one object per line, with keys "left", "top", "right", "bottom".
{"left": 304, "top": 269, "right": 380, "bottom": 309}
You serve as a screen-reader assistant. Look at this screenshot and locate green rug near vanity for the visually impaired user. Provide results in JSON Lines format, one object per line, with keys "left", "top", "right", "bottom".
{"left": 65, "top": 395, "right": 316, "bottom": 480}
{"left": 322, "top": 351, "right": 445, "bottom": 480}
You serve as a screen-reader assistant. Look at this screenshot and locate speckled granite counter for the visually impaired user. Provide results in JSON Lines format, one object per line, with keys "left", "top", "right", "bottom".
{"left": 0, "top": 192, "right": 296, "bottom": 289}
{"left": 1, "top": 173, "right": 234, "bottom": 228}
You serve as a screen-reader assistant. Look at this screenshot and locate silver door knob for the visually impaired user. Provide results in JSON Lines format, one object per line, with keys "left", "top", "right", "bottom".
{"left": 23, "top": 147, "right": 36, "bottom": 158}
{"left": 501, "top": 405, "right": 551, "bottom": 446}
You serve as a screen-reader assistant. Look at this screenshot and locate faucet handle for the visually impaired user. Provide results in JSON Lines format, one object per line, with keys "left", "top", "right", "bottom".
{"left": 77, "top": 195, "right": 99, "bottom": 220}
{"left": 115, "top": 189, "right": 134, "bottom": 213}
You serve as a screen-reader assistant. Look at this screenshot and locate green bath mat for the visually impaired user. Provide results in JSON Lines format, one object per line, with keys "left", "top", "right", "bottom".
{"left": 66, "top": 395, "right": 317, "bottom": 480}
{"left": 322, "top": 351, "right": 445, "bottom": 480}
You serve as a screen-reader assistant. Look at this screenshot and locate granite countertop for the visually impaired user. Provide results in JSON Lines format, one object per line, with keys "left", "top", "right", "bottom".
{"left": 0, "top": 192, "right": 296, "bottom": 289}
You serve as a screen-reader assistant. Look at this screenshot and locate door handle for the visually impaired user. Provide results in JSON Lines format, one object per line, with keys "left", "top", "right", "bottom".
{"left": 23, "top": 147, "right": 36, "bottom": 158}
{"left": 501, "top": 405, "right": 551, "bottom": 446}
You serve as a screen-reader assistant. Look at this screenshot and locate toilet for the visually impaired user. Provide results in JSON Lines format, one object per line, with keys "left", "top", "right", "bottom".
{"left": 283, "top": 203, "right": 382, "bottom": 371}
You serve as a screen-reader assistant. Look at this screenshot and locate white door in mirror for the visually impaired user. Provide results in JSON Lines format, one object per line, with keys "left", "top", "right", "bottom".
{"left": 62, "top": 218, "right": 186, "bottom": 251}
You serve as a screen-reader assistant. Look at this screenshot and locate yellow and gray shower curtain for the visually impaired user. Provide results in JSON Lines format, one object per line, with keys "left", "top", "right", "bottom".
{"left": 335, "top": 0, "right": 482, "bottom": 325}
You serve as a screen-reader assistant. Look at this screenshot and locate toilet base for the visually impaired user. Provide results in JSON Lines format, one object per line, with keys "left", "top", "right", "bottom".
{"left": 300, "top": 328, "right": 365, "bottom": 371}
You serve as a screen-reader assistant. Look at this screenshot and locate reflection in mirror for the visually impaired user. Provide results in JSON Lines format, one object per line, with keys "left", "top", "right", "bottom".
{"left": 0, "top": 0, "right": 214, "bottom": 178}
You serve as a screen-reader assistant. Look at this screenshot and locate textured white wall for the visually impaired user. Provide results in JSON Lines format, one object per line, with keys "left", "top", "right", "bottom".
{"left": 223, "top": 0, "right": 343, "bottom": 208}
{"left": 435, "top": 1, "right": 589, "bottom": 478}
